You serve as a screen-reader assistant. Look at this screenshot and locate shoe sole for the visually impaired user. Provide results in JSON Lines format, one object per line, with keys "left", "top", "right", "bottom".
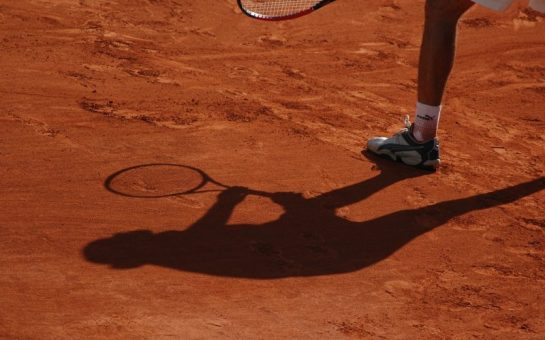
{"left": 371, "top": 149, "right": 440, "bottom": 171}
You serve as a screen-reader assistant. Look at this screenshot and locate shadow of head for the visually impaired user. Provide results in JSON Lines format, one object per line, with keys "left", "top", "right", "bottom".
{"left": 84, "top": 230, "right": 153, "bottom": 269}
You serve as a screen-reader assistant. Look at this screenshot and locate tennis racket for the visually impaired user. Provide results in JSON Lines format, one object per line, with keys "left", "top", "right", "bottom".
{"left": 104, "top": 163, "right": 270, "bottom": 199}
{"left": 238, "top": 0, "right": 336, "bottom": 21}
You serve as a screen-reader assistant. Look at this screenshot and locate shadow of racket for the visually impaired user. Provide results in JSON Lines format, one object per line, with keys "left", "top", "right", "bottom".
{"left": 104, "top": 163, "right": 271, "bottom": 199}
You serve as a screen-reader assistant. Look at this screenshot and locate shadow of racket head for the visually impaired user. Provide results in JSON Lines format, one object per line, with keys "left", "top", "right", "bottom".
{"left": 104, "top": 163, "right": 272, "bottom": 199}
{"left": 104, "top": 163, "right": 229, "bottom": 199}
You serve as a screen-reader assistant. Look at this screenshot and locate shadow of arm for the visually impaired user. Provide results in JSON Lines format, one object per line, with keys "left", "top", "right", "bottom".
{"left": 355, "top": 177, "right": 545, "bottom": 265}
{"left": 191, "top": 187, "right": 248, "bottom": 229}
{"left": 312, "top": 171, "right": 419, "bottom": 209}
{"left": 430, "top": 177, "right": 545, "bottom": 223}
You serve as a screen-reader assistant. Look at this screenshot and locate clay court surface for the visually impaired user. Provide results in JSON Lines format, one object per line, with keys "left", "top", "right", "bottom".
{"left": 1, "top": 0, "right": 545, "bottom": 338}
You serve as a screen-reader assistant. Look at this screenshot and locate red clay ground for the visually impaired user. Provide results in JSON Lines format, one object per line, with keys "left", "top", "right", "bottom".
{"left": 1, "top": 0, "right": 545, "bottom": 338}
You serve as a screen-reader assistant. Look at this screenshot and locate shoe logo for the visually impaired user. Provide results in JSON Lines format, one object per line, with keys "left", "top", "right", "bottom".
{"left": 417, "top": 114, "right": 434, "bottom": 121}
{"left": 378, "top": 144, "right": 425, "bottom": 153}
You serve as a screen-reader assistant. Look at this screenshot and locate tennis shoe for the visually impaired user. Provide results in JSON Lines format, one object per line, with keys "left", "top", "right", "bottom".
{"left": 367, "top": 116, "right": 440, "bottom": 170}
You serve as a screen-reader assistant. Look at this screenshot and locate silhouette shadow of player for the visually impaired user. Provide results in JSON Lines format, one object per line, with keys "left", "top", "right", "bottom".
{"left": 84, "top": 159, "right": 544, "bottom": 279}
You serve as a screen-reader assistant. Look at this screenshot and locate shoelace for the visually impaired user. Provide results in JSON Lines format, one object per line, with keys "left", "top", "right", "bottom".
{"left": 393, "top": 115, "right": 412, "bottom": 137}
{"left": 403, "top": 115, "right": 411, "bottom": 129}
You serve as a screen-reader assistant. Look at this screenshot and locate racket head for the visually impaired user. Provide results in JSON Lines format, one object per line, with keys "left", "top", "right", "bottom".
{"left": 238, "top": 0, "right": 335, "bottom": 21}
{"left": 104, "top": 163, "right": 214, "bottom": 198}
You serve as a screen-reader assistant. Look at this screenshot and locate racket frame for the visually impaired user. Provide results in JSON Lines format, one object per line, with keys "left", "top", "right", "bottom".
{"left": 237, "top": 0, "right": 336, "bottom": 21}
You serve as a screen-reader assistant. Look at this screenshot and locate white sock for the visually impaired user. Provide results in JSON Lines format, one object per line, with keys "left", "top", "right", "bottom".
{"left": 412, "top": 102, "right": 441, "bottom": 142}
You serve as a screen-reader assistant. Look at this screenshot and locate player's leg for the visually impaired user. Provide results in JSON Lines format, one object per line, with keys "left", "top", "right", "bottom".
{"left": 367, "top": 0, "right": 474, "bottom": 170}
{"left": 413, "top": 0, "right": 474, "bottom": 142}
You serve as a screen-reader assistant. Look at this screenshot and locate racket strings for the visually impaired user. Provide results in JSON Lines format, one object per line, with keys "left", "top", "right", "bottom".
{"left": 240, "top": 0, "right": 321, "bottom": 18}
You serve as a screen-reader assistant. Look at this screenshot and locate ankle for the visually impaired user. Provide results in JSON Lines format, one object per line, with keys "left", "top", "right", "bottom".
{"left": 412, "top": 102, "right": 441, "bottom": 142}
